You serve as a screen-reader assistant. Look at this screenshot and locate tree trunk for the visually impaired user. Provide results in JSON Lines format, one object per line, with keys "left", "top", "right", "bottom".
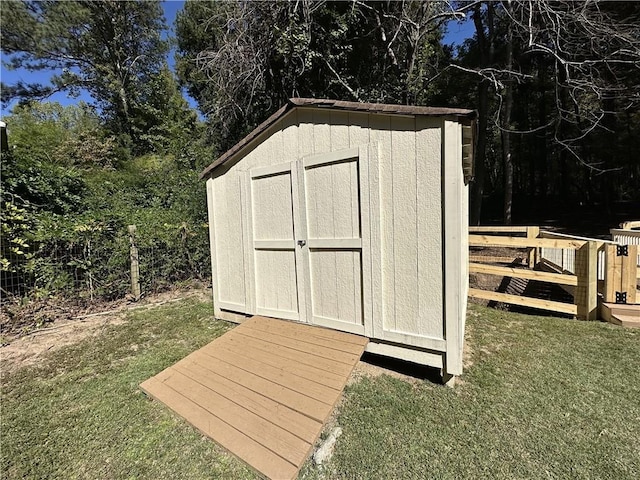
{"left": 502, "top": 2, "right": 514, "bottom": 225}
{"left": 470, "top": 80, "right": 489, "bottom": 225}
{"left": 469, "top": 2, "right": 495, "bottom": 226}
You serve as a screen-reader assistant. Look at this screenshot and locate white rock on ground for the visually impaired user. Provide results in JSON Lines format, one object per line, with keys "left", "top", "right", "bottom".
{"left": 313, "top": 427, "right": 343, "bottom": 466}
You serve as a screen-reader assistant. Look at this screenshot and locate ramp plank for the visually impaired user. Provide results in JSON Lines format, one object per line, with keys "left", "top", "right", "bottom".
{"left": 140, "top": 316, "right": 367, "bottom": 480}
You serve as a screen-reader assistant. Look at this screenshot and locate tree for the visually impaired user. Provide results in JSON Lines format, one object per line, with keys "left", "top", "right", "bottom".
{"left": 450, "top": 0, "right": 640, "bottom": 222}
{"left": 1, "top": 0, "right": 169, "bottom": 148}
{"left": 176, "top": 0, "right": 453, "bottom": 149}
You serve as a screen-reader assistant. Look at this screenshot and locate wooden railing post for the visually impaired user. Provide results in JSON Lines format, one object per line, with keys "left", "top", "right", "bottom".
{"left": 575, "top": 241, "right": 598, "bottom": 320}
{"left": 605, "top": 244, "right": 638, "bottom": 304}
{"left": 527, "top": 226, "right": 540, "bottom": 268}
{"left": 128, "top": 225, "right": 141, "bottom": 301}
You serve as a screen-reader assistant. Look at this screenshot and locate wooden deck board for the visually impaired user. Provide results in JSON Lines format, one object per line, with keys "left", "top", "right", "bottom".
{"left": 231, "top": 330, "right": 355, "bottom": 376}
{"left": 214, "top": 333, "right": 349, "bottom": 388}
{"left": 140, "top": 316, "right": 367, "bottom": 480}
{"left": 236, "top": 325, "right": 361, "bottom": 365}
{"left": 213, "top": 335, "right": 348, "bottom": 390}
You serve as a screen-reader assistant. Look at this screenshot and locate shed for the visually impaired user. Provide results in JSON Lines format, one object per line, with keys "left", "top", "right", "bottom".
{"left": 201, "top": 98, "right": 475, "bottom": 378}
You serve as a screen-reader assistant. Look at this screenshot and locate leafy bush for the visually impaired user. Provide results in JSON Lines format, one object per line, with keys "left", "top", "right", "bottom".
{"left": 1, "top": 102, "right": 213, "bottom": 306}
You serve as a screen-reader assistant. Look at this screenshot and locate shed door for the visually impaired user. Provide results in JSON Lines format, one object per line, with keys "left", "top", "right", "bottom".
{"left": 298, "top": 147, "right": 370, "bottom": 336}
{"left": 248, "top": 162, "right": 305, "bottom": 321}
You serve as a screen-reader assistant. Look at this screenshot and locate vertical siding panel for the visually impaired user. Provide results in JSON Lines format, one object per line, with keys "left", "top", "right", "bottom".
{"left": 282, "top": 112, "right": 299, "bottom": 163}
{"left": 264, "top": 250, "right": 274, "bottom": 310}
{"left": 443, "top": 120, "right": 465, "bottom": 375}
{"left": 312, "top": 110, "right": 331, "bottom": 153}
{"left": 206, "top": 177, "right": 221, "bottom": 316}
{"left": 348, "top": 113, "right": 369, "bottom": 327}
{"left": 312, "top": 110, "right": 333, "bottom": 318}
{"left": 240, "top": 174, "right": 255, "bottom": 314}
{"left": 369, "top": 115, "right": 393, "bottom": 333}
{"left": 256, "top": 122, "right": 283, "bottom": 169}
{"left": 348, "top": 113, "right": 368, "bottom": 237}
{"left": 416, "top": 117, "right": 444, "bottom": 337}
{"left": 349, "top": 112, "right": 372, "bottom": 335}
{"left": 219, "top": 175, "right": 232, "bottom": 304}
{"left": 332, "top": 161, "right": 354, "bottom": 238}
{"left": 252, "top": 173, "right": 293, "bottom": 241}
{"left": 276, "top": 249, "right": 285, "bottom": 310}
{"left": 329, "top": 112, "right": 351, "bottom": 236}
{"left": 305, "top": 168, "right": 318, "bottom": 238}
{"left": 297, "top": 109, "right": 315, "bottom": 158}
{"left": 348, "top": 112, "right": 370, "bottom": 147}
{"left": 280, "top": 115, "right": 299, "bottom": 314}
{"left": 238, "top": 150, "right": 252, "bottom": 172}
{"left": 330, "top": 111, "right": 350, "bottom": 149}
{"left": 391, "top": 117, "right": 418, "bottom": 334}
{"left": 254, "top": 251, "right": 263, "bottom": 309}
{"left": 336, "top": 250, "right": 357, "bottom": 322}
{"left": 335, "top": 161, "right": 355, "bottom": 322}
{"left": 330, "top": 111, "right": 351, "bottom": 321}
{"left": 214, "top": 172, "right": 245, "bottom": 307}
{"left": 212, "top": 176, "right": 226, "bottom": 303}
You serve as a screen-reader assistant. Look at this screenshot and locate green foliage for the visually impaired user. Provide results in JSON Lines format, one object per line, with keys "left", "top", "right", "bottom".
{"left": 1, "top": 101, "right": 212, "bottom": 303}
{"left": 7, "top": 101, "right": 118, "bottom": 168}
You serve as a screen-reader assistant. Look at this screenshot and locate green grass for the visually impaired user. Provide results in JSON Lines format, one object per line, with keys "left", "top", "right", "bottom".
{"left": 1, "top": 298, "right": 254, "bottom": 480}
{"left": 302, "top": 306, "right": 640, "bottom": 479}
{"left": 3, "top": 300, "right": 639, "bottom": 479}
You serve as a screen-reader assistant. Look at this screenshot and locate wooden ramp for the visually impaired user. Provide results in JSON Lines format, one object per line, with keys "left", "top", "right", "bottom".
{"left": 140, "top": 316, "right": 368, "bottom": 480}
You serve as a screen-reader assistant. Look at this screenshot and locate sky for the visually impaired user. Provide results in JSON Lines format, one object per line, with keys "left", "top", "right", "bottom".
{"left": 0, "top": 1, "right": 475, "bottom": 119}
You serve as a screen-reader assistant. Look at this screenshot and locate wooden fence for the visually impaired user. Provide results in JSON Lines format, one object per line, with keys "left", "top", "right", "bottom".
{"left": 469, "top": 225, "right": 639, "bottom": 320}
{"left": 469, "top": 226, "right": 598, "bottom": 319}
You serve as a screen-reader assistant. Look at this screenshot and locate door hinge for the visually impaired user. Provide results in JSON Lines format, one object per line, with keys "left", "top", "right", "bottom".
{"left": 616, "top": 245, "right": 628, "bottom": 256}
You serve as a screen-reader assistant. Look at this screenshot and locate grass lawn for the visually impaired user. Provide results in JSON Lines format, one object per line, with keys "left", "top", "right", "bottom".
{"left": 2, "top": 297, "right": 639, "bottom": 479}
{"left": 1, "top": 298, "right": 254, "bottom": 480}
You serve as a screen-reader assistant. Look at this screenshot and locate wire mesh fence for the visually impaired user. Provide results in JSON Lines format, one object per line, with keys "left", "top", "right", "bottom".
{"left": 1, "top": 222, "right": 211, "bottom": 309}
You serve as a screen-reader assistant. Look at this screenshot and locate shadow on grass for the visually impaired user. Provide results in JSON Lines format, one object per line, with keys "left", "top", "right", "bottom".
{"left": 360, "top": 352, "right": 443, "bottom": 384}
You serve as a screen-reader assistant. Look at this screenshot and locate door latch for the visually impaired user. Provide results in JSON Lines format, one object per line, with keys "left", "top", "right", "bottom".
{"left": 297, "top": 240, "right": 306, "bottom": 247}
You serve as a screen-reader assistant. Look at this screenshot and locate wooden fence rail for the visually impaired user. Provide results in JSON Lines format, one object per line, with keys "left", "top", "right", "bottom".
{"left": 469, "top": 226, "right": 599, "bottom": 320}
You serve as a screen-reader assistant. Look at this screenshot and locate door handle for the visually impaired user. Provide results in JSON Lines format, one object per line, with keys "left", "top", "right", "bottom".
{"left": 297, "top": 240, "right": 306, "bottom": 247}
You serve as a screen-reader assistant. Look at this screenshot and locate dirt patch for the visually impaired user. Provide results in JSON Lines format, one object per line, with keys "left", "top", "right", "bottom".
{"left": 1, "top": 287, "right": 212, "bottom": 375}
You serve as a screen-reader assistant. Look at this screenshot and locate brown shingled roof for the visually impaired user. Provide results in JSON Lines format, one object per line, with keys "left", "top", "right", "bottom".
{"left": 200, "top": 98, "right": 475, "bottom": 179}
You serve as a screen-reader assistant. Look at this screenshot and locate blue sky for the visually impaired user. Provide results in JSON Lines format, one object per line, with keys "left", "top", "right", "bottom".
{"left": 1, "top": 1, "right": 474, "bottom": 119}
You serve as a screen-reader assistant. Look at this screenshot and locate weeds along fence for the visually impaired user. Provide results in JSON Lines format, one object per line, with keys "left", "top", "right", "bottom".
{"left": 0, "top": 222, "right": 211, "bottom": 306}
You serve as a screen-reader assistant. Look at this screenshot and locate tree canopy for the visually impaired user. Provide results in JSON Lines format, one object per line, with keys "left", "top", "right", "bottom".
{"left": 175, "top": 0, "right": 453, "bottom": 149}
{"left": 1, "top": 0, "right": 171, "bottom": 151}
{"left": 2, "top": 0, "right": 639, "bottom": 225}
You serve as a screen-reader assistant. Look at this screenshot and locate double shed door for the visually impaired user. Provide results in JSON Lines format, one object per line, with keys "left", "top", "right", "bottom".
{"left": 246, "top": 146, "right": 371, "bottom": 336}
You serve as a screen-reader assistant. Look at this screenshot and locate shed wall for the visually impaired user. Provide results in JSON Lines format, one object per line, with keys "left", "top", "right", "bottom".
{"left": 207, "top": 108, "right": 466, "bottom": 370}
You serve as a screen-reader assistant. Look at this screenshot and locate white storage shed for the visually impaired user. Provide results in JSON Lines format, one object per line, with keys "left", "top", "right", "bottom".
{"left": 201, "top": 98, "right": 475, "bottom": 378}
